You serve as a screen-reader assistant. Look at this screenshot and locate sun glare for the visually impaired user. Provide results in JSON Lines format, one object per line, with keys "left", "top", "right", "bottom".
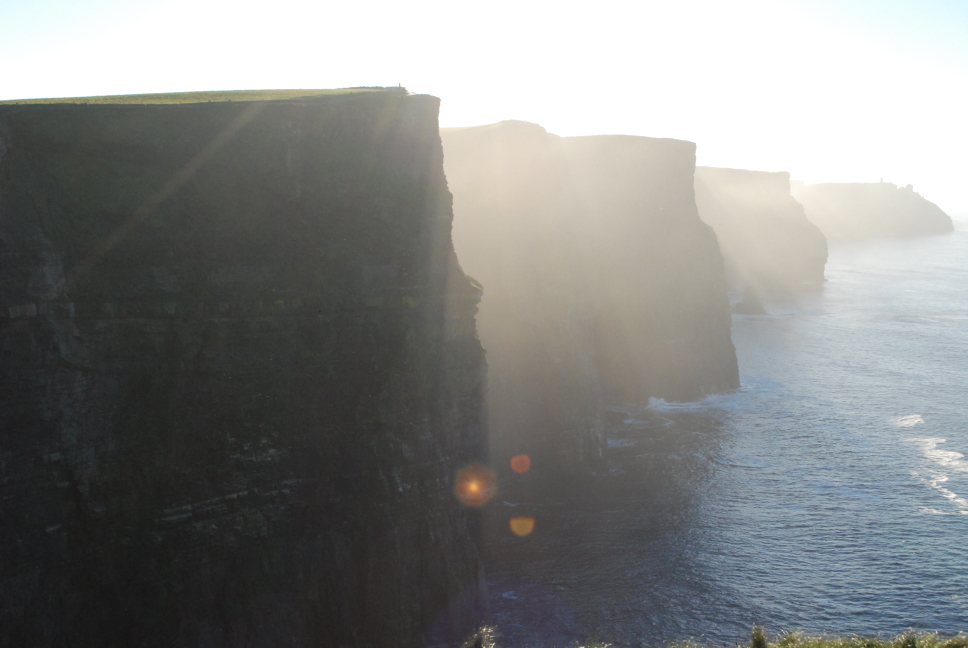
{"left": 454, "top": 463, "right": 496, "bottom": 507}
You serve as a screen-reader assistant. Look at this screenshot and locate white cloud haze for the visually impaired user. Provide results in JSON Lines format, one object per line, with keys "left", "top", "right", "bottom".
{"left": 2, "top": 0, "right": 966, "bottom": 212}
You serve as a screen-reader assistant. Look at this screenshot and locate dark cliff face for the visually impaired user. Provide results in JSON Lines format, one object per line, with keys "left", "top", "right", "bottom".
{"left": 0, "top": 92, "right": 487, "bottom": 647}
{"left": 442, "top": 123, "right": 738, "bottom": 476}
{"left": 442, "top": 121, "right": 604, "bottom": 478}
{"left": 694, "top": 167, "right": 828, "bottom": 295}
{"left": 561, "top": 136, "right": 739, "bottom": 403}
{"left": 791, "top": 181, "right": 954, "bottom": 242}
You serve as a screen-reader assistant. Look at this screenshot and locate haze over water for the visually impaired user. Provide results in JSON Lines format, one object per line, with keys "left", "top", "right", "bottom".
{"left": 485, "top": 226, "right": 968, "bottom": 647}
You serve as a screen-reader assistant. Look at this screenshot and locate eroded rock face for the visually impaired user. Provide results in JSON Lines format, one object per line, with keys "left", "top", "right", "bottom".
{"left": 695, "top": 167, "right": 827, "bottom": 295}
{"left": 0, "top": 92, "right": 487, "bottom": 647}
{"left": 791, "top": 181, "right": 954, "bottom": 241}
{"left": 442, "top": 123, "right": 738, "bottom": 476}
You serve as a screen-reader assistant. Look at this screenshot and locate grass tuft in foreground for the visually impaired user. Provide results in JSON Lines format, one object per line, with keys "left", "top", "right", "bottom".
{"left": 462, "top": 626, "right": 968, "bottom": 648}
{"left": 669, "top": 629, "right": 968, "bottom": 648}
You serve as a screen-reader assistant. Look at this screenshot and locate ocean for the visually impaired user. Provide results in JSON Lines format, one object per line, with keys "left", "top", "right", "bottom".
{"left": 484, "top": 225, "right": 968, "bottom": 647}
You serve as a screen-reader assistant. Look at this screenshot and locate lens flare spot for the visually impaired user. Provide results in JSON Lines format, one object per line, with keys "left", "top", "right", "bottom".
{"left": 509, "top": 516, "right": 535, "bottom": 536}
{"left": 510, "top": 454, "right": 531, "bottom": 474}
{"left": 454, "top": 463, "right": 496, "bottom": 507}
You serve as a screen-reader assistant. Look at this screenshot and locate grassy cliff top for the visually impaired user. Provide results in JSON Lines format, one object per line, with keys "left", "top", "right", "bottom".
{"left": 0, "top": 87, "right": 403, "bottom": 105}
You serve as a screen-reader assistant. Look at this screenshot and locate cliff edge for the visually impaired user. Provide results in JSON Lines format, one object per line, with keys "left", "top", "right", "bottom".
{"left": 0, "top": 90, "right": 487, "bottom": 647}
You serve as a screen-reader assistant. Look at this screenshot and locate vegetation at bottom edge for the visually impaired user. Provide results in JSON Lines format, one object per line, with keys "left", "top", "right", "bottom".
{"left": 461, "top": 625, "right": 968, "bottom": 648}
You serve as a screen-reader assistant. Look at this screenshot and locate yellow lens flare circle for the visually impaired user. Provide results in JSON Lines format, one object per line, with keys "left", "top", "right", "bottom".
{"left": 509, "top": 516, "right": 535, "bottom": 536}
{"left": 510, "top": 454, "right": 531, "bottom": 474}
{"left": 454, "top": 463, "right": 496, "bottom": 507}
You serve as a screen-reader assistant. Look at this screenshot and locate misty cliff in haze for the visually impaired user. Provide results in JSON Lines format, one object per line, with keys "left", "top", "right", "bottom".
{"left": 791, "top": 181, "right": 954, "bottom": 241}
{"left": 442, "top": 122, "right": 738, "bottom": 475}
{"left": 0, "top": 90, "right": 487, "bottom": 647}
{"left": 560, "top": 137, "right": 739, "bottom": 402}
{"left": 442, "top": 122, "right": 605, "bottom": 477}
{"left": 695, "top": 167, "right": 827, "bottom": 295}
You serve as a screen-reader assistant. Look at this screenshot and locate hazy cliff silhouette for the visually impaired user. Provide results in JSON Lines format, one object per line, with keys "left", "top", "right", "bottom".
{"left": 442, "top": 122, "right": 605, "bottom": 477}
{"left": 561, "top": 136, "right": 739, "bottom": 402}
{"left": 695, "top": 167, "right": 827, "bottom": 295}
{"left": 791, "top": 181, "right": 953, "bottom": 241}
{"left": 442, "top": 121, "right": 738, "bottom": 476}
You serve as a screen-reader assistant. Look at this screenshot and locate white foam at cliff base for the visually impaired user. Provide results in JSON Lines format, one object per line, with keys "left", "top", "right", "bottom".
{"left": 910, "top": 438, "right": 968, "bottom": 514}
{"left": 892, "top": 414, "right": 924, "bottom": 427}
{"left": 910, "top": 437, "right": 968, "bottom": 473}
{"left": 646, "top": 389, "right": 746, "bottom": 412}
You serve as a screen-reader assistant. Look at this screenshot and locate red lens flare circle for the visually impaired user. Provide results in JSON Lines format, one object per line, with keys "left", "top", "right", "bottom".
{"left": 510, "top": 454, "right": 531, "bottom": 474}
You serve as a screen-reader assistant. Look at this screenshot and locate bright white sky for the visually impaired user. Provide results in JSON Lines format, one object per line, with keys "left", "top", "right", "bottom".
{"left": 2, "top": 0, "right": 967, "bottom": 213}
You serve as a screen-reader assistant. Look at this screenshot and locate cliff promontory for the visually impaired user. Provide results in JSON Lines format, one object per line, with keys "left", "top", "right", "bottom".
{"left": 791, "top": 181, "right": 954, "bottom": 241}
{"left": 0, "top": 90, "right": 487, "bottom": 647}
{"left": 442, "top": 122, "right": 738, "bottom": 476}
{"left": 694, "top": 167, "right": 827, "bottom": 295}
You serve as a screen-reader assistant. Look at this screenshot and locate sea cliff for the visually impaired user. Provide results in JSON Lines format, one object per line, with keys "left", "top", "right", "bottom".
{"left": 562, "top": 136, "right": 738, "bottom": 403}
{"left": 791, "top": 181, "right": 954, "bottom": 241}
{"left": 442, "top": 122, "right": 738, "bottom": 476}
{"left": 0, "top": 90, "right": 487, "bottom": 647}
{"left": 442, "top": 121, "right": 604, "bottom": 478}
{"left": 695, "top": 167, "right": 827, "bottom": 295}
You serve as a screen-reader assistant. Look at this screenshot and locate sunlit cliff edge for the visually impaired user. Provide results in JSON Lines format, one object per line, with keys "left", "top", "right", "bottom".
{"left": 791, "top": 181, "right": 954, "bottom": 242}
{"left": 0, "top": 89, "right": 487, "bottom": 647}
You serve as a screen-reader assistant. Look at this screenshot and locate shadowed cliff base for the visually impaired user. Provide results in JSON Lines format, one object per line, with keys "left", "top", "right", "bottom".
{"left": 442, "top": 121, "right": 738, "bottom": 478}
{"left": 0, "top": 90, "right": 487, "bottom": 647}
{"left": 695, "top": 167, "right": 827, "bottom": 296}
{"left": 791, "top": 181, "right": 954, "bottom": 242}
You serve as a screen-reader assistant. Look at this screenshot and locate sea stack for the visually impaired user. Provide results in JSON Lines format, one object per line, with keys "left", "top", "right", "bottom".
{"left": 0, "top": 90, "right": 487, "bottom": 647}
{"left": 695, "top": 167, "right": 827, "bottom": 294}
{"left": 442, "top": 122, "right": 739, "bottom": 476}
{"left": 791, "top": 181, "right": 954, "bottom": 241}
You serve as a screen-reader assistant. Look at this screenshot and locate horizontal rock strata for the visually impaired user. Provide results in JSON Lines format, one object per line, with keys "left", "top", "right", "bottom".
{"left": 0, "top": 90, "right": 487, "bottom": 647}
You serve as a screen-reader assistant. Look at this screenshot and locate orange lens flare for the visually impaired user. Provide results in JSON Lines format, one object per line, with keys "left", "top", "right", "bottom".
{"left": 454, "top": 463, "right": 496, "bottom": 507}
{"left": 509, "top": 516, "right": 535, "bottom": 536}
{"left": 510, "top": 454, "right": 531, "bottom": 474}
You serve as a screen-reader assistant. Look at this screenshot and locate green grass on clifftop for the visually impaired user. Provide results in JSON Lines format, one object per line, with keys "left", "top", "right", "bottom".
{"left": 461, "top": 627, "right": 968, "bottom": 648}
{"left": 0, "top": 87, "right": 402, "bottom": 105}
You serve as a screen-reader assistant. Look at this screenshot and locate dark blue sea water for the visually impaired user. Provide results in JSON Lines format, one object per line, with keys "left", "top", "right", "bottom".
{"left": 484, "top": 226, "right": 968, "bottom": 647}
